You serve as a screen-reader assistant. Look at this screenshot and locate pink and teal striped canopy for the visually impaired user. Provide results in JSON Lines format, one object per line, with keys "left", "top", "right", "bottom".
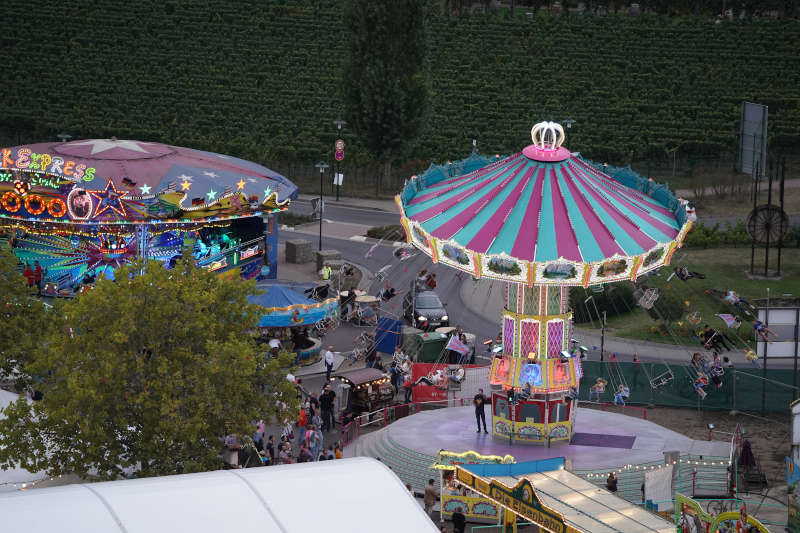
{"left": 401, "top": 152, "right": 685, "bottom": 265}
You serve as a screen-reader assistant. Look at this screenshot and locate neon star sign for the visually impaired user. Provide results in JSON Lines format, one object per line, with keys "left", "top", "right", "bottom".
{"left": 89, "top": 178, "right": 129, "bottom": 218}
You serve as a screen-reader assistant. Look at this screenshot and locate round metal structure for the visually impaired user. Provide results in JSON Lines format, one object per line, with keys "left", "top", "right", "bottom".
{"left": 746, "top": 204, "right": 789, "bottom": 245}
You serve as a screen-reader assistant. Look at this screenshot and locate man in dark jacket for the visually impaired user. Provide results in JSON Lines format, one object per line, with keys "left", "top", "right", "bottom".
{"left": 452, "top": 506, "right": 466, "bottom": 533}
{"left": 473, "top": 388, "right": 488, "bottom": 433}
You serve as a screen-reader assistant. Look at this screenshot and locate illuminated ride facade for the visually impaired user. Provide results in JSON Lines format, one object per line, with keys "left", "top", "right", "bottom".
{"left": 397, "top": 122, "right": 695, "bottom": 446}
{"left": 0, "top": 138, "right": 297, "bottom": 293}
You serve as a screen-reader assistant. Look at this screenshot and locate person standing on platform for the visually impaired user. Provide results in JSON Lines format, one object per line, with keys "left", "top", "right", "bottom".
{"left": 473, "top": 388, "right": 488, "bottom": 434}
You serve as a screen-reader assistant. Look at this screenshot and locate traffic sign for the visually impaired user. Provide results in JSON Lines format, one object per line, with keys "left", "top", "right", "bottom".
{"left": 335, "top": 149, "right": 344, "bottom": 161}
{"left": 335, "top": 139, "right": 345, "bottom": 151}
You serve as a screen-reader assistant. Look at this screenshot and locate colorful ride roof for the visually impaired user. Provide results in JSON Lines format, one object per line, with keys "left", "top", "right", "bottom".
{"left": 248, "top": 285, "right": 337, "bottom": 328}
{"left": 0, "top": 139, "right": 297, "bottom": 227}
{"left": 397, "top": 122, "right": 696, "bottom": 286}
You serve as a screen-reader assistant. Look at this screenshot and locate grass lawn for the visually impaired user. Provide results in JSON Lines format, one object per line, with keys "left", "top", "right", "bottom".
{"left": 584, "top": 247, "right": 800, "bottom": 346}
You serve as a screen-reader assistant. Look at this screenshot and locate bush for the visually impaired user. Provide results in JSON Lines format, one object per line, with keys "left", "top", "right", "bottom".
{"left": 683, "top": 220, "right": 797, "bottom": 248}
{"left": 277, "top": 211, "right": 313, "bottom": 226}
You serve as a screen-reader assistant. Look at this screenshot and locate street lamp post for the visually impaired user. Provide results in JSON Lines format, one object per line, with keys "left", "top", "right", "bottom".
{"left": 315, "top": 162, "right": 329, "bottom": 251}
{"left": 333, "top": 119, "right": 347, "bottom": 201}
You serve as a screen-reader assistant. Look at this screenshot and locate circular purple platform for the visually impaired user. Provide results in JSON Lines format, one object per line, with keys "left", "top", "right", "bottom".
{"left": 386, "top": 406, "right": 728, "bottom": 469}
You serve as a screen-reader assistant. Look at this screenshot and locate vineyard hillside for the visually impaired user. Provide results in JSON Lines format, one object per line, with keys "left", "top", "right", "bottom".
{"left": 2, "top": 1, "right": 800, "bottom": 186}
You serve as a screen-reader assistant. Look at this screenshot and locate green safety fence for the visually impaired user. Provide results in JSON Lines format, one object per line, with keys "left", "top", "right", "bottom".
{"left": 578, "top": 360, "right": 796, "bottom": 412}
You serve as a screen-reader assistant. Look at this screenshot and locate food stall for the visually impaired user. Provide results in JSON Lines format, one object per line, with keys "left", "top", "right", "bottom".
{"left": 332, "top": 368, "right": 394, "bottom": 422}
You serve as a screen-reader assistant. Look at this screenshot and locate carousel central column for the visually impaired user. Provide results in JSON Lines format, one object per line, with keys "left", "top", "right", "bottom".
{"left": 489, "top": 282, "right": 579, "bottom": 446}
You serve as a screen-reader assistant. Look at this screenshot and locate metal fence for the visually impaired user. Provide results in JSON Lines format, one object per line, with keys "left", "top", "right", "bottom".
{"left": 579, "top": 360, "right": 796, "bottom": 412}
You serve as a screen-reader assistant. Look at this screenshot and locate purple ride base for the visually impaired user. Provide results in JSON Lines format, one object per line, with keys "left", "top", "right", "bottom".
{"left": 376, "top": 406, "right": 728, "bottom": 470}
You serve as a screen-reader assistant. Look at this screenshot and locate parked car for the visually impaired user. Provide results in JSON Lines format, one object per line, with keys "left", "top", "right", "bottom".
{"left": 403, "top": 288, "right": 448, "bottom": 329}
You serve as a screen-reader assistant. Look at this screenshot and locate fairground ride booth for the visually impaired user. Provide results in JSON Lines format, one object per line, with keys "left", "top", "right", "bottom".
{"left": 0, "top": 457, "right": 438, "bottom": 532}
{"left": 453, "top": 457, "right": 675, "bottom": 533}
{"left": 431, "top": 449, "right": 516, "bottom": 525}
{"left": 0, "top": 139, "right": 297, "bottom": 293}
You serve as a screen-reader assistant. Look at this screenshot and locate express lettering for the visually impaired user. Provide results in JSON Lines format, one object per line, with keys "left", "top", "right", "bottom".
{"left": 0, "top": 148, "right": 96, "bottom": 182}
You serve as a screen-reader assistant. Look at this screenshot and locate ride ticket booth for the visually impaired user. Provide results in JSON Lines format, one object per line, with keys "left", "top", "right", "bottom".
{"left": 431, "top": 450, "right": 514, "bottom": 525}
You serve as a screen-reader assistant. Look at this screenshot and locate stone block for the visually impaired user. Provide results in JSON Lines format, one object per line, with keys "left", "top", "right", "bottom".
{"left": 316, "top": 249, "right": 341, "bottom": 271}
{"left": 285, "top": 239, "right": 312, "bottom": 264}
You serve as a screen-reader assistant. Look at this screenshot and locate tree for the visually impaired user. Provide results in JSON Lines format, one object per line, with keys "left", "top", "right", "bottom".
{"left": 646, "top": 289, "right": 686, "bottom": 326}
{"left": 0, "top": 246, "right": 47, "bottom": 390}
{"left": 0, "top": 258, "right": 298, "bottom": 480}
{"left": 342, "top": 0, "right": 427, "bottom": 193}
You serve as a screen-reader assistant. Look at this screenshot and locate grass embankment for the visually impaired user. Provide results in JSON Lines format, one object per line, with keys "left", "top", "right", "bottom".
{"left": 588, "top": 248, "right": 800, "bottom": 347}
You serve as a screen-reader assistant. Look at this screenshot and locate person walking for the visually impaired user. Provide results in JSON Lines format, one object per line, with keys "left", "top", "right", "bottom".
{"left": 309, "top": 424, "right": 323, "bottom": 462}
{"left": 296, "top": 407, "right": 307, "bottom": 448}
{"left": 403, "top": 373, "right": 413, "bottom": 403}
{"left": 606, "top": 472, "right": 618, "bottom": 493}
{"left": 320, "top": 384, "right": 336, "bottom": 432}
{"left": 424, "top": 478, "right": 439, "bottom": 517}
{"left": 473, "top": 388, "right": 488, "bottom": 433}
{"left": 324, "top": 346, "right": 335, "bottom": 381}
{"left": 452, "top": 506, "right": 466, "bottom": 533}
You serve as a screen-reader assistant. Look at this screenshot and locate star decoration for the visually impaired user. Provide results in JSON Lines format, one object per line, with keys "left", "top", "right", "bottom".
{"left": 181, "top": 179, "right": 191, "bottom": 191}
{"left": 139, "top": 184, "right": 152, "bottom": 194}
{"left": 263, "top": 187, "right": 272, "bottom": 199}
{"left": 176, "top": 174, "right": 193, "bottom": 182}
{"left": 69, "top": 139, "right": 152, "bottom": 155}
{"left": 236, "top": 178, "right": 246, "bottom": 190}
{"left": 247, "top": 178, "right": 257, "bottom": 183}
{"left": 203, "top": 171, "right": 219, "bottom": 178}
{"left": 89, "top": 179, "right": 129, "bottom": 218}
{"left": 207, "top": 188, "right": 217, "bottom": 200}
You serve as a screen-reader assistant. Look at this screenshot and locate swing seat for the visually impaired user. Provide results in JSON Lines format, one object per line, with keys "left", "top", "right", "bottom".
{"left": 637, "top": 288, "right": 659, "bottom": 309}
{"left": 650, "top": 370, "right": 674, "bottom": 389}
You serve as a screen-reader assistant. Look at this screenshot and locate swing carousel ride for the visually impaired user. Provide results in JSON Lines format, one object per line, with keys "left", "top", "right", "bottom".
{"left": 0, "top": 138, "right": 296, "bottom": 294}
{"left": 397, "top": 121, "right": 696, "bottom": 446}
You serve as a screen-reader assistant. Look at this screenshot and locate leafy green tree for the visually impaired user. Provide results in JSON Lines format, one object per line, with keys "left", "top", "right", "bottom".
{"left": 342, "top": 0, "right": 427, "bottom": 193}
{"left": 0, "top": 258, "right": 297, "bottom": 480}
{"left": 0, "top": 247, "right": 47, "bottom": 390}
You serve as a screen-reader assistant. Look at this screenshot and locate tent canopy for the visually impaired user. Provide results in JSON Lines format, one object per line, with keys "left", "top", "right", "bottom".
{"left": 248, "top": 285, "right": 337, "bottom": 328}
{"left": 0, "top": 457, "right": 437, "bottom": 533}
{"left": 397, "top": 122, "right": 696, "bottom": 285}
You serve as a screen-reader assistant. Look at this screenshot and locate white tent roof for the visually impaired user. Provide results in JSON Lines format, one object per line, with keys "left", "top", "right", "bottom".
{"left": 494, "top": 469, "right": 674, "bottom": 533}
{"left": 0, "top": 457, "right": 437, "bottom": 532}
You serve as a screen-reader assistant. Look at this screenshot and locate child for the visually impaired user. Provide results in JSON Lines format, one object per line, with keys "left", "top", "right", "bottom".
{"left": 745, "top": 349, "right": 759, "bottom": 368}
{"left": 694, "top": 371, "right": 709, "bottom": 399}
{"left": 589, "top": 378, "right": 607, "bottom": 402}
{"left": 613, "top": 384, "right": 629, "bottom": 405}
{"left": 752, "top": 320, "right": 777, "bottom": 343}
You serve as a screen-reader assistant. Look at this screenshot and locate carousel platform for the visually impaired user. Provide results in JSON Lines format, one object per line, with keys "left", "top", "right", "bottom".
{"left": 345, "top": 406, "right": 728, "bottom": 494}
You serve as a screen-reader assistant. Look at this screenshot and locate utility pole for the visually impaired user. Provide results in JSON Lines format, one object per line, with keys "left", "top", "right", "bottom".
{"left": 333, "top": 119, "right": 346, "bottom": 201}
{"left": 600, "top": 310, "right": 607, "bottom": 362}
{"left": 315, "top": 162, "right": 329, "bottom": 251}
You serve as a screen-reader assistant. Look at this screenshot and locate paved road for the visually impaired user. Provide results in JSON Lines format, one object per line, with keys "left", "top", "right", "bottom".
{"left": 288, "top": 198, "right": 399, "bottom": 228}
{"left": 279, "top": 203, "right": 799, "bottom": 369}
